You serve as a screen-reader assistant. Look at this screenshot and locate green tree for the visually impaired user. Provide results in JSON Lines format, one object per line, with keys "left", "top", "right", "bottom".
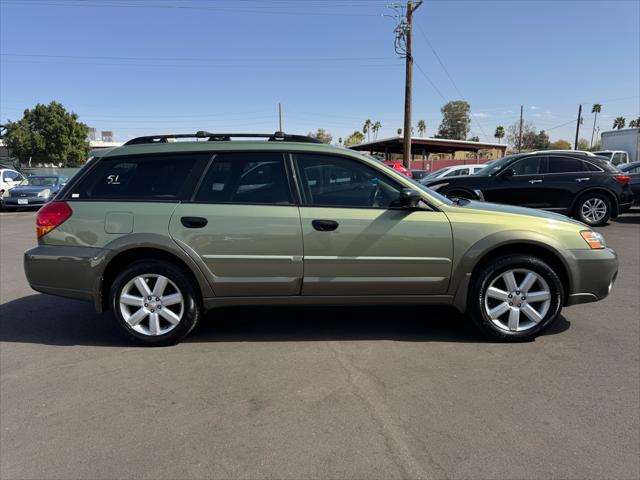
{"left": 417, "top": 120, "right": 426, "bottom": 137}
{"left": 5, "top": 101, "right": 90, "bottom": 167}
{"left": 590, "top": 103, "right": 602, "bottom": 148}
{"left": 372, "top": 121, "right": 382, "bottom": 140}
{"left": 535, "top": 130, "right": 550, "bottom": 149}
{"left": 469, "top": 136, "right": 480, "bottom": 142}
{"left": 494, "top": 125, "right": 505, "bottom": 144}
{"left": 576, "top": 138, "right": 590, "bottom": 151}
{"left": 344, "top": 130, "right": 365, "bottom": 146}
{"left": 363, "top": 119, "right": 372, "bottom": 142}
{"left": 436, "top": 100, "right": 471, "bottom": 140}
{"left": 613, "top": 117, "right": 626, "bottom": 129}
{"left": 507, "top": 120, "right": 537, "bottom": 150}
{"left": 307, "top": 128, "right": 333, "bottom": 144}
{"left": 549, "top": 139, "right": 572, "bottom": 150}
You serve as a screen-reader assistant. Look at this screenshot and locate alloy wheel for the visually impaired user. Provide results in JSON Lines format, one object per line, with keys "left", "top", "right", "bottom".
{"left": 581, "top": 198, "right": 607, "bottom": 224}
{"left": 119, "top": 274, "right": 184, "bottom": 336}
{"left": 483, "top": 268, "right": 551, "bottom": 332}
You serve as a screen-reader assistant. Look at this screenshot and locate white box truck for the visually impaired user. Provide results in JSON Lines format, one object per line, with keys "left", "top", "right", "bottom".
{"left": 596, "top": 128, "right": 640, "bottom": 165}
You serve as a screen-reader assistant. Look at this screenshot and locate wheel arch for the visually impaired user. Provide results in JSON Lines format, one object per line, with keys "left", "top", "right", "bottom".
{"left": 570, "top": 187, "right": 619, "bottom": 217}
{"left": 450, "top": 233, "right": 572, "bottom": 312}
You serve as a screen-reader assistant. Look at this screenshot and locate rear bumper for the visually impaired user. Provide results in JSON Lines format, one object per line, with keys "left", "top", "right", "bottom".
{"left": 24, "top": 245, "right": 108, "bottom": 308}
{"left": 565, "top": 248, "right": 618, "bottom": 306}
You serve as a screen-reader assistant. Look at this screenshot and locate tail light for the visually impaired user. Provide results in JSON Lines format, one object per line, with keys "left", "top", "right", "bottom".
{"left": 614, "top": 175, "right": 631, "bottom": 185}
{"left": 36, "top": 201, "right": 72, "bottom": 238}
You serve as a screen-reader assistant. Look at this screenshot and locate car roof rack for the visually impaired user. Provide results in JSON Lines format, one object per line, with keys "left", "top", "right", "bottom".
{"left": 124, "top": 131, "right": 322, "bottom": 145}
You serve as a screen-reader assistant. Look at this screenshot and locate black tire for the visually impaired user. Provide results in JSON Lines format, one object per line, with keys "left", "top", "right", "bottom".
{"left": 574, "top": 192, "right": 612, "bottom": 227}
{"left": 468, "top": 255, "right": 563, "bottom": 341}
{"left": 110, "top": 260, "right": 201, "bottom": 346}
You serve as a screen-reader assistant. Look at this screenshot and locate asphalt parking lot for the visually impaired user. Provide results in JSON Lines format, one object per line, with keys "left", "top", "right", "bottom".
{"left": 1, "top": 210, "right": 639, "bottom": 480}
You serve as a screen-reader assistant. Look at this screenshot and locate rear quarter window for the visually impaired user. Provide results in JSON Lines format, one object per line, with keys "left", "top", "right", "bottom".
{"left": 70, "top": 153, "right": 209, "bottom": 200}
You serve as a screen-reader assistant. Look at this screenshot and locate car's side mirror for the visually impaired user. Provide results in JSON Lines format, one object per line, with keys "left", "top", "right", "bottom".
{"left": 500, "top": 168, "right": 515, "bottom": 178}
{"left": 398, "top": 188, "right": 423, "bottom": 208}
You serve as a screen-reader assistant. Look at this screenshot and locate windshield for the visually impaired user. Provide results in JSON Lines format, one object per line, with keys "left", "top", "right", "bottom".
{"left": 594, "top": 151, "right": 613, "bottom": 159}
{"left": 475, "top": 154, "right": 522, "bottom": 175}
{"left": 27, "top": 176, "right": 58, "bottom": 186}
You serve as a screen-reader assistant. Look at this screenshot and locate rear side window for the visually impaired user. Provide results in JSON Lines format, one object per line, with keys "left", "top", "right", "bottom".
{"left": 510, "top": 157, "right": 543, "bottom": 175}
{"left": 547, "top": 156, "right": 587, "bottom": 173}
{"left": 71, "top": 153, "right": 207, "bottom": 200}
{"left": 195, "top": 152, "right": 293, "bottom": 205}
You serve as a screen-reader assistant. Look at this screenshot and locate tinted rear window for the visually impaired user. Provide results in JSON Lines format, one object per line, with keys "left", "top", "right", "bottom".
{"left": 71, "top": 153, "right": 207, "bottom": 200}
{"left": 547, "top": 156, "right": 586, "bottom": 173}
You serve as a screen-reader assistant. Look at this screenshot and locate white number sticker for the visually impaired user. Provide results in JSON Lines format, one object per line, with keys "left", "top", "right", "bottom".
{"left": 105, "top": 174, "right": 120, "bottom": 185}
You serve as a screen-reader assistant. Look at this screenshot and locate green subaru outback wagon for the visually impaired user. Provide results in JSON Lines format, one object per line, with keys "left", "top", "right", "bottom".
{"left": 24, "top": 132, "right": 618, "bottom": 346}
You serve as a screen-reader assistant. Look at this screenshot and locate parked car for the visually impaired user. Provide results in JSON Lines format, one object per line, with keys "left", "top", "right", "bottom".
{"left": 618, "top": 161, "right": 640, "bottom": 205}
{"left": 1, "top": 175, "right": 68, "bottom": 210}
{"left": 423, "top": 151, "right": 633, "bottom": 227}
{"left": 25, "top": 131, "right": 618, "bottom": 346}
{"left": 0, "top": 168, "right": 25, "bottom": 198}
{"left": 422, "top": 164, "right": 485, "bottom": 182}
{"left": 383, "top": 160, "right": 413, "bottom": 177}
{"left": 593, "top": 150, "right": 630, "bottom": 166}
{"left": 410, "top": 169, "right": 430, "bottom": 181}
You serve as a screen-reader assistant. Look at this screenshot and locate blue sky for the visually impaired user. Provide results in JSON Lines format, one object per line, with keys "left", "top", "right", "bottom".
{"left": 1, "top": 0, "right": 639, "bottom": 144}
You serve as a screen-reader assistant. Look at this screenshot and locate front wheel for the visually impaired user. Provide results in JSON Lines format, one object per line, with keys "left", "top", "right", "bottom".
{"left": 468, "top": 255, "right": 563, "bottom": 341}
{"left": 575, "top": 193, "right": 611, "bottom": 226}
{"left": 110, "top": 261, "right": 201, "bottom": 346}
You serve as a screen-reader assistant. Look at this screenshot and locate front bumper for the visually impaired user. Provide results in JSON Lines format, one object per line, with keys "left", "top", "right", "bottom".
{"left": 565, "top": 247, "right": 618, "bottom": 306}
{"left": 2, "top": 197, "right": 50, "bottom": 208}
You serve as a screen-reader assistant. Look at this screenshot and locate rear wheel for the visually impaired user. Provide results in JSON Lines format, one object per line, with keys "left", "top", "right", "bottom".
{"left": 575, "top": 193, "right": 611, "bottom": 226}
{"left": 110, "top": 261, "right": 201, "bottom": 346}
{"left": 468, "top": 255, "right": 563, "bottom": 341}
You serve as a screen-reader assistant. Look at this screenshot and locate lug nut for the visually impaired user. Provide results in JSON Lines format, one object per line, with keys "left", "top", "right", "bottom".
{"left": 509, "top": 302, "right": 513, "bottom": 306}
{"left": 144, "top": 303, "right": 148, "bottom": 307}
{"left": 158, "top": 305, "right": 162, "bottom": 309}
{"left": 508, "top": 294, "right": 513, "bottom": 298}
{"left": 148, "top": 296, "right": 152, "bottom": 300}
{"left": 155, "top": 297, "right": 160, "bottom": 301}
{"left": 150, "top": 309, "right": 155, "bottom": 312}
{"left": 517, "top": 303, "right": 521, "bottom": 307}
{"left": 516, "top": 291, "right": 520, "bottom": 295}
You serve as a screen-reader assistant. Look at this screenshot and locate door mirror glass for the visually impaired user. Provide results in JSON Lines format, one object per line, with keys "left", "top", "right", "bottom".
{"left": 500, "top": 168, "right": 515, "bottom": 178}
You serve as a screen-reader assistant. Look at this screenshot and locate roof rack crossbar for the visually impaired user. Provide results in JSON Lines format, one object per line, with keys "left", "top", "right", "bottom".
{"left": 124, "top": 131, "right": 322, "bottom": 145}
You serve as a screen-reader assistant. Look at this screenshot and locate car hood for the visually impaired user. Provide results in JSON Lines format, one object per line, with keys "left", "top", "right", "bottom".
{"left": 454, "top": 199, "right": 587, "bottom": 227}
{"left": 423, "top": 174, "right": 490, "bottom": 186}
{"left": 9, "top": 185, "right": 52, "bottom": 194}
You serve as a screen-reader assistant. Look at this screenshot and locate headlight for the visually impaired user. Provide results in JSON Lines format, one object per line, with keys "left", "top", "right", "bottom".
{"left": 580, "top": 230, "right": 606, "bottom": 249}
{"left": 37, "top": 189, "right": 51, "bottom": 198}
{"left": 429, "top": 182, "right": 449, "bottom": 191}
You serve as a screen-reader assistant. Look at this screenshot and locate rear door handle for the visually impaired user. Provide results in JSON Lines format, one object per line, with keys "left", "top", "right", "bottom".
{"left": 181, "top": 216, "right": 208, "bottom": 228}
{"left": 312, "top": 219, "right": 339, "bottom": 232}
{"left": 529, "top": 179, "right": 543, "bottom": 184}
{"left": 576, "top": 177, "right": 591, "bottom": 182}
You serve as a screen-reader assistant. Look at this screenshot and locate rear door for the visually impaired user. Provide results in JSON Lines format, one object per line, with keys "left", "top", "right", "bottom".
{"left": 169, "top": 151, "right": 303, "bottom": 297}
{"left": 542, "top": 155, "right": 601, "bottom": 212}
{"left": 482, "top": 156, "right": 548, "bottom": 207}
{"left": 293, "top": 153, "right": 453, "bottom": 296}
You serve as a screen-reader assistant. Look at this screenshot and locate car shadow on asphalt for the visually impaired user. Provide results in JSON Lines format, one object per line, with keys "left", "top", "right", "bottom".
{"left": 0, "top": 293, "right": 570, "bottom": 347}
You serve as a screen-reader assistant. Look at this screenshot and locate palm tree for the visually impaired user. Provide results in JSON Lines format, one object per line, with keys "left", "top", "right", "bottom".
{"left": 417, "top": 120, "right": 426, "bottom": 137}
{"left": 613, "top": 117, "right": 626, "bottom": 130}
{"left": 494, "top": 125, "right": 505, "bottom": 144}
{"left": 363, "top": 119, "right": 372, "bottom": 142}
{"left": 396, "top": 128, "right": 402, "bottom": 135}
{"left": 372, "top": 121, "right": 382, "bottom": 140}
{"left": 629, "top": 117, "right": 639, "bottom": 128}
{"left": 590, "top": 103, "right": 602, "bottom": 148}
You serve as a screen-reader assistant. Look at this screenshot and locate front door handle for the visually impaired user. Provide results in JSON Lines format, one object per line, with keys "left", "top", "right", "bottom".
{"left": 181, "top": 216, "right": 208, "bottom": 228}
{"left": 576, "top": 177, "right": 591, "bottom": 182}
{"left": 528, "top": 179, "right": 543, "bottom": 184}
{"left": 312, "top": 219, "right": 339, "bottom": 232}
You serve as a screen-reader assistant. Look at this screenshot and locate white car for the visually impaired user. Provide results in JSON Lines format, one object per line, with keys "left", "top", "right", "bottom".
{"left": 0, "top": 168, "right": 26, "bottom": 198}
{"left": 422, "top": 164, "right": 485, "bottom": 182}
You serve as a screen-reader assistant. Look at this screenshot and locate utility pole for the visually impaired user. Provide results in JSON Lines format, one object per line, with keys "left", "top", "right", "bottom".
{"left": 278, "top": 103, "right": 283, "bottom": 132}
{"left": 574, "top": 104, "right": 582, "bottom": 150}
{"left": 518, "top": 105, "right": 523, "bottom": 153}
{"left": 389, "top": 1, "right": 423, "bottom": 169}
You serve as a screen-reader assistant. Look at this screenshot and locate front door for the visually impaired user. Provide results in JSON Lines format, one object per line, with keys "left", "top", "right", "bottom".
{"left": 293, "top": 153, "right": 453, "bottom": 296}
{"left": 483, "top": 155, "right": 549, "bottom": 208}
{"left": 169, "top": 151, "right": 303, "bottom": 296}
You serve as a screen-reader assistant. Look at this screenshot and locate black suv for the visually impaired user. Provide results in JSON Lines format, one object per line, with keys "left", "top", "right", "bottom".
{"left": 423, "top": 151, "right": 634, "bottom": 226}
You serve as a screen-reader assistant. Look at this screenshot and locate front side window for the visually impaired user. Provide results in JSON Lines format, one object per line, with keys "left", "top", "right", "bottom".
{"left": 72, "top": 154, "right": 205, "bottom": 200}
{"left": 547, "top": 156, "right": 587, "bottom": 174}
{"left": 510, "top": 157, "right": 543, "bottom": 176}
{"left": 195, "top": 152, "right": 292, "bottom": 205}
{"left": 295, "top": 154, "right": 402, "bottom": 208}
{"left": 445, "top": 168, "right": 469, "bottom": 177}
{"left": 3, "top": 171, "right": 20, "bottom": 182}
{"left": 611, "top": 153, "right": 624, "bottom": 165}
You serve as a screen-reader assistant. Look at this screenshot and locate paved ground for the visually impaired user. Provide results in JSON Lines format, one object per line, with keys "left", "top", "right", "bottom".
{"left": 1, "top": 209, "right": 639, "bottom": 480}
